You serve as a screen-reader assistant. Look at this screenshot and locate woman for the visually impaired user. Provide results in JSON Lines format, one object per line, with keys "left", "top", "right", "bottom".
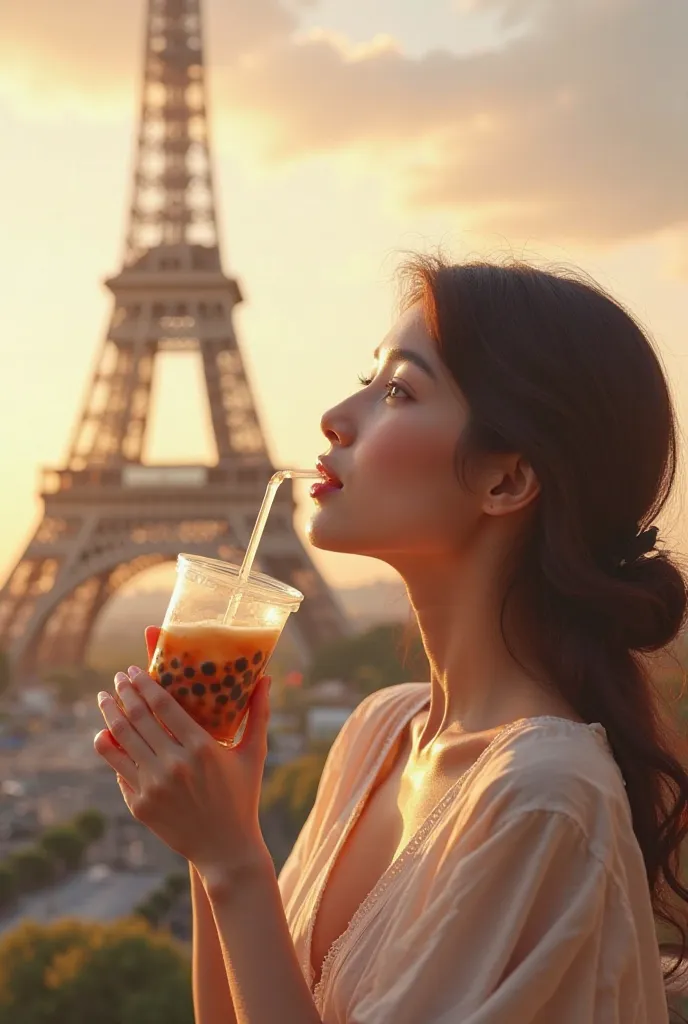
{"left": 94, "top": 256, "right": 688, "bottom": 1023}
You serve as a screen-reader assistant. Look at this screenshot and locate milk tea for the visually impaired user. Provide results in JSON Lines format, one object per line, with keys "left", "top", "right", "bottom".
{"left": 150, "top": 622, "right": 280, "bottom": 744}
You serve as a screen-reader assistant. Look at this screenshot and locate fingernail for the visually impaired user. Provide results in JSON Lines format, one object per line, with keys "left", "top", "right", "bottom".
{"left": 128, "top": 665, "right": 142, "bottom": 678}
{"left": 97, "top": 691, "right": 109, "bottom": 705}
{"left": 114, "top": 672, "right": 128, "bottom": 687}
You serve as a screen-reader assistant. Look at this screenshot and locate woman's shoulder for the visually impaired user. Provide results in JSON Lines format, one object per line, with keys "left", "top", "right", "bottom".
{"left": 466, "top": 717, "right": 632, "bottom": 861}
{"left": 488, "top": 717, "right": 626, "bottom": 801}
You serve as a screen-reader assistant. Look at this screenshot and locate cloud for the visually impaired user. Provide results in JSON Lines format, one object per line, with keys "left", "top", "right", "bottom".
{"left": 217, "top": 0, "right": 687, "bottom": 245}
{"left": 0, "top": 0, "right": 299, "bottom": 112}
{"left": 1, "top": 0, "right": 686, "bottom": 246}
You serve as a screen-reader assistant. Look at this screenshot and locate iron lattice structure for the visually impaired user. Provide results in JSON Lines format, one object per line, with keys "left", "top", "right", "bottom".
{"left": 0, "top": 0, "right": 347, "bottom": 675}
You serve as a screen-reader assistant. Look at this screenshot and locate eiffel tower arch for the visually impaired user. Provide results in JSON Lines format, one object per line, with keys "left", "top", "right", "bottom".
{"left": 0, "top": 0, "right": 348, "bottom": 677}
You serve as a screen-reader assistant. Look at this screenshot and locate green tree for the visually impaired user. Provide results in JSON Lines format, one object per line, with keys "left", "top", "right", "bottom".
{"left": 7, "top": 848, "right": 55, "bottom": 892}
{"left": 0, "top": 918, "right": 193, "bottom": 1024}
{"left": 163, "top": 872, "right": 189, "bottom": 899}
{"left": 73, "top": 809, "right": 106, "bottom": 844}
{"left": 0, "top": 865, "right": 17, "bottom": 909}
{"left": 43, "top": 671, "right": 83, "bottom": 707}
{"left": 135, "top": 890, "right": 173, "bottom": 928}
{"left": 261, "top": 749, "right": 329, "bottom": 833}
{"left": 0, "top": 649, "right": 10, "bottom": 699}
{"left": 134, "top": 872, "right": 189, "bottom": 929}
{"left": 39, "top": 826, "right": 87, "bottom": 873}
{"left": 306, "top": 622, "right": 429, "bottom": 695}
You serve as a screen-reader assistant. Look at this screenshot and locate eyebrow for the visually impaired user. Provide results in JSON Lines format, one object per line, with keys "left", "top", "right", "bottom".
{"left": 373, "top": 346, "right": 437, "bottom": 381}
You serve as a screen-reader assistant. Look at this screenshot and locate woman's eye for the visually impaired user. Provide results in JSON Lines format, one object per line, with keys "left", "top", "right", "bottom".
{"left": 383, "top": 380, "right": 408, "bottom": 401}
{"left": 357, "top": 373, "right": 409, "bottom": 401}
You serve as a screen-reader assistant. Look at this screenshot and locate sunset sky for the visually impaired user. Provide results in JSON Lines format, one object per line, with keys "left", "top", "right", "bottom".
{"left": 1, "top": 0, "right": 687, "bottom": 597}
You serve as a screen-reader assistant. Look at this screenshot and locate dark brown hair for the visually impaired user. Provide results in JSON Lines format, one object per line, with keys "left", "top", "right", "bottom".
{"left": 399, "top": 254, "right": 688, "bottom": 1014}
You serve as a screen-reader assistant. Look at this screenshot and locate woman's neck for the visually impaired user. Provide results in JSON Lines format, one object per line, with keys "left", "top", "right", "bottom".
{"left": 397, "top": 544, "right": 576, "bottom": 753}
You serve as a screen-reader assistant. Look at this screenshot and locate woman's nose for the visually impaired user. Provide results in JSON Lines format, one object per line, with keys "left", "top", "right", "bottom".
{"left": 320, "top": 401, "right": 355, "bottom": 448}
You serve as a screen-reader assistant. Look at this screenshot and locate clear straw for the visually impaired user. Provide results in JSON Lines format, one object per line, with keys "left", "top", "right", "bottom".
{"left": 222, "top": 469, "right": 319, "bottom": 625}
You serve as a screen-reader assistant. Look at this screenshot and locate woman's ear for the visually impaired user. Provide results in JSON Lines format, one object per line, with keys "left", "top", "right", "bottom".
{"left": 485, "top": 455, "right": 540, "bottom": 515}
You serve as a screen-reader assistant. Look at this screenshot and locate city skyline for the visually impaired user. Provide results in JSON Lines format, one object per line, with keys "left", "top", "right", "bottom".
{"left": 1, "top": 0, "right": 687, "bottom": 595}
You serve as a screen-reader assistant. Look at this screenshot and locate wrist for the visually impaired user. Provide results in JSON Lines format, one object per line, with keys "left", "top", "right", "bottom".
{"left": 195, "top": 843, "right": 275, "bottom": 903}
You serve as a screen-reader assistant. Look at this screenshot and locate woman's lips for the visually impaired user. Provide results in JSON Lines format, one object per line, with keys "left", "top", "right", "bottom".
{"left": 315, "top": 459, "right": 343, "bottom": 486}
{"left": 311, "top": 460, "right": 344, "bottom": 500}
{"left": 311, "top": 477, "right": 344, "bottom": 497}
{"left": 309, "top": 479, "right": 342, "bottom": 500}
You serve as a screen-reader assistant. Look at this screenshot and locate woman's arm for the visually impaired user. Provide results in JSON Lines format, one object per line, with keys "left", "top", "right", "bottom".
{"left": 203, "top": 853, "right": 322, "bottom": 1024}
{"left": 93, "top": 664, "right": 323, "bottom": 1023}
{"left": 190, "top": 864, "right": 237, "bottom": 1024}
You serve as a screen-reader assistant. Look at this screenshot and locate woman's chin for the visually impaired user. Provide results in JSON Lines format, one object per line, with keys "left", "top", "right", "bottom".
{"left": 305, "top": 523, "right": 394, "bottom": 565}
{"left": 305, "top": 509, "right": 365, "bottom": 555}
{"left": 306, "top": 522, "right": 352, "bottom": 554}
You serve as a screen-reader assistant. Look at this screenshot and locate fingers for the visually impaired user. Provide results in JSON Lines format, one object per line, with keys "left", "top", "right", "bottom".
{"left": 114, "top": 672, "right": 179, "bottom": 755}
{"left": 93, "top": 728, "right": 139, "bottom": 790}
{"left": 128, "top": 666, "right": 205, "bottom": 747}
{"left": 97, "top": 689, "right": 157, "bottom": 766}
{"left": 236, "top": 675, "right": 271, "bottom": 754}
{"left": 145, "top": 625, "right": 162, "bottom": 665}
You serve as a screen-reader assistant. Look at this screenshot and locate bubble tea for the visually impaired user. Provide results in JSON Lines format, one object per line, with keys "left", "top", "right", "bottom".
{"left": 150, "top": 555, "right": 303, "bottom": 745}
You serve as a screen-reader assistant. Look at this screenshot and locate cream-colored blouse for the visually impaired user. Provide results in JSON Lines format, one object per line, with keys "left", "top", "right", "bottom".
{"left": 278, "top": 682, "right": 669, "bottom": 1023}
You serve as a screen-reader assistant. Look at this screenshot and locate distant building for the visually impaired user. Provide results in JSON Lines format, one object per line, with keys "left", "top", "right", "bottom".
{"left": 267, "top": 679, "right": 358, "bottom": 750}
{"left": 306, "top": 705, "right": 355, "bottom": 743}
{"left": 15, "top": 686, "right": 57, "bottom": 716}
{"left": 304, "top": 680, "right": 358, "bottom": 743}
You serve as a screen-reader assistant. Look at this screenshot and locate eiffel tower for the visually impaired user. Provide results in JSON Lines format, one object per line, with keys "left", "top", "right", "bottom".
{"left": 0, "top": 0, "right": 347, "bottom": 676}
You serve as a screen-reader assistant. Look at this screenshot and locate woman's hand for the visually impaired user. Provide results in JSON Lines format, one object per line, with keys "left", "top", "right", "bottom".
{"left": 94, "top": 626, "right": 273, "bottom": 891}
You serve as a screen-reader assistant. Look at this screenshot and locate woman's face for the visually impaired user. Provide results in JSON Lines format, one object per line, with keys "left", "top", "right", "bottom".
{"left": 307, "top": 304, "right": 484, "bottom": 565}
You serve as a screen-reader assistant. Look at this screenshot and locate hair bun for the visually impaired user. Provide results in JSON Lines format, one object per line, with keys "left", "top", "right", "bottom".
{"left": 616, "top": 525, "right": 659, "bottom": 569}
{"left": 615, "top": 553, "right": 687, "bottom": 652}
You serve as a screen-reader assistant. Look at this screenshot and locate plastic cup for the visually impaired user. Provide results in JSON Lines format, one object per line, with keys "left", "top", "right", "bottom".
{"left": 149, "top": 554, "right": 303, "bottom": 746}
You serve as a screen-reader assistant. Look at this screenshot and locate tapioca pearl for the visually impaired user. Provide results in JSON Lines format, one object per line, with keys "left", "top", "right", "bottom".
{"left": 177, "top": 687, "right": 189, "bottom": 698}
{"left": 184, "top": 666, "right": 195, "bottom": 679}
{"left": 237, "top": 694, "right": 247, "bottom": 710}
{"left": 252, "top": 650, "right": 263, "bottom": 665}
{"left": 226, "top": 710, "right": 236, "bottom": 722}
{"left": 242, "top": 670, "right": 253, "bottom": 687}
{"left": 222, "top": 674, "right": 235, "bottom": 688}
{"left": 210, "top": 682, "right": 221, "bottom": 693}
{"left": 201, "top": 661, "right": 216, "bottom": 676}
{"left": 192, "top": 683, "right": 206, "bottom": 697}
{"left": 211, "top": 717, "right": 220, "bottom": 729}
{"left": 171, "top": 658, "right": 180, "bottom": 669}
{"left": 158, "top": 661, "right": 166, "bottom": 673}
{"left": 230, "top": 684, "right": 242, "bottom": 701}
{"left": 161, "top": 673, "right": 175, "bottom": 687}
{"left": 216, "top": 694, "right": 229, "bottom": 706}
{"left": 235, "top": 657, "right": 248, "bottom": 673}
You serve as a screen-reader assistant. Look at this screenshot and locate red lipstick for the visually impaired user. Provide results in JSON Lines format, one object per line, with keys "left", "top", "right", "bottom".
{"left": 311, "top": 460, "right": 343, "bottom": 500}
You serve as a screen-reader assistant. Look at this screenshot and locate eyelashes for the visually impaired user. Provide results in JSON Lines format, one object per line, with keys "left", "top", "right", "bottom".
{"left": 357, "top": 373, "right": 409, "bottom": 402}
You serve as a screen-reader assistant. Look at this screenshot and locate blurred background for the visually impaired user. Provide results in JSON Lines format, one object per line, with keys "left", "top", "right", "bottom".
{"left": 0, "top": 1, "right": 687, "bottom": 1021}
